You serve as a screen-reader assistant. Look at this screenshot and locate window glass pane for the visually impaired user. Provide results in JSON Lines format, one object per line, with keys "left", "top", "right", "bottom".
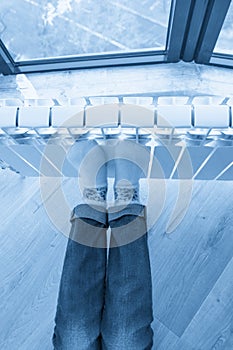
{"left": 0, "top": 0, "right": 172, "bottom": 61}
{"left": 214, "top": 1, "right": 233, "bottom": 55}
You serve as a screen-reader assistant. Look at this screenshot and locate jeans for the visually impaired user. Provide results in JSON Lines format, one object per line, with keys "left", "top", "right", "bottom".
{"left": 52, "top": 203, "right": 153, "bottom": 349}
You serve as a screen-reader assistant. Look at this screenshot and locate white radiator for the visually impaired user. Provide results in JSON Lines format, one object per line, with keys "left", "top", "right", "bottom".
{"left": 0, "top": 96, "right": 232, "bottom": 179}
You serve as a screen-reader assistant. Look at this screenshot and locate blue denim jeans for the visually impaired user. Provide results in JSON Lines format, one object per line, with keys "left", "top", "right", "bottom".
{"left": 52, "top": 203, "right": 153, "bottom": 349}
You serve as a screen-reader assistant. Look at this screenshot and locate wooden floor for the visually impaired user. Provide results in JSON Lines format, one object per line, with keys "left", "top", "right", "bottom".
{"left": 0, "top": 170, "right": 233, "bottom": 350}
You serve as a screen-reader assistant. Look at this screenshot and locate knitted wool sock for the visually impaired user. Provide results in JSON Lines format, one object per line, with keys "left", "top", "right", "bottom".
{"left": 114, "top": 186, "right": 140, "bottom": 204}
{"left": 83, "top": 186, "right": 107, "bottom": 205}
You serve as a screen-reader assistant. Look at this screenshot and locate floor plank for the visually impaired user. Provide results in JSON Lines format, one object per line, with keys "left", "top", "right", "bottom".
{"left": 152, "top": 317, "right": 179, "bottom": 350}
{"left": 176, "top": 257, "right": 233, "bottom": 350}
{"left": 148, "top": 180, "right": 233, "bottom": 337}
{"left": 0, "top": 172, "right": 67, "bottom": 349}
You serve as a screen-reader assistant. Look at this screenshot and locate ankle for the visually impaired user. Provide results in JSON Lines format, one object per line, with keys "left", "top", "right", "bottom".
{"left": 83, "top": 186, "right": 107, "bottom": 205}
{"left": 114, "top": 186, "right": 140, "bottom": 204}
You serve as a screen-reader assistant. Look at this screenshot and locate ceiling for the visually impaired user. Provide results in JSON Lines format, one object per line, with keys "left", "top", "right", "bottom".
{"left": 0, "top": 0, "right": 232, "bottom": 75}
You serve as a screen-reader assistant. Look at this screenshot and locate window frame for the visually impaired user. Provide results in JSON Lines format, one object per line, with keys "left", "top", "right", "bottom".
{"left": 210, "top": 53, "right": 233, "bottom": 68}
{"left": 194, "top": 0, "right": 232, "bottom": 65}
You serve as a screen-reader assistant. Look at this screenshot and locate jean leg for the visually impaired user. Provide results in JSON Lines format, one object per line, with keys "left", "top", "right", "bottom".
{"left": 101, "top": 205, "right": 153, "bottom": 350}
{"left": 53, "top": 204, "right": 107, "bottom": 350}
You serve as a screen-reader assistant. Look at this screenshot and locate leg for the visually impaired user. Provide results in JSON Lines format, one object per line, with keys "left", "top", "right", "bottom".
{"left": 53, "top": 139, "right": 108, "bottom": 349}
{"left": 101, "top": 208, "right": 153, "bottom": 350}
{"left": 101, "top": 140, "right": 153, "bottom": 349}
{"left": 53, "top": 208, "right": 107, "bottom": 350}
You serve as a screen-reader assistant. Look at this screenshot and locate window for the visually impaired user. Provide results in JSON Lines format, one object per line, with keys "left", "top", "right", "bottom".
{"left": 0, "top": 0, "right": 172, "bottom": 61}
{"left": 0, "top": 0, "right": 233, "bottom": 75}
{"left": 214, "top": 0, "right": 233, "bottom": 56}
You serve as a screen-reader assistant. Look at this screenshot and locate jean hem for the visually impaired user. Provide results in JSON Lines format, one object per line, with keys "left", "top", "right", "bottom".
{"left": 71, "top": 203, "right": 107, "bottom": 226}
{"left": 108, "top": 203, "right": 146, "bottom": 223}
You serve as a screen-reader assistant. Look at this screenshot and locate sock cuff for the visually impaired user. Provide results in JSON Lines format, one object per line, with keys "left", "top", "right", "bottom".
{"left": 114, "top": 186, "right": 139, "bottom": 203}
{"left": 83, "top": 186, "right": 107, "bottom": 202}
